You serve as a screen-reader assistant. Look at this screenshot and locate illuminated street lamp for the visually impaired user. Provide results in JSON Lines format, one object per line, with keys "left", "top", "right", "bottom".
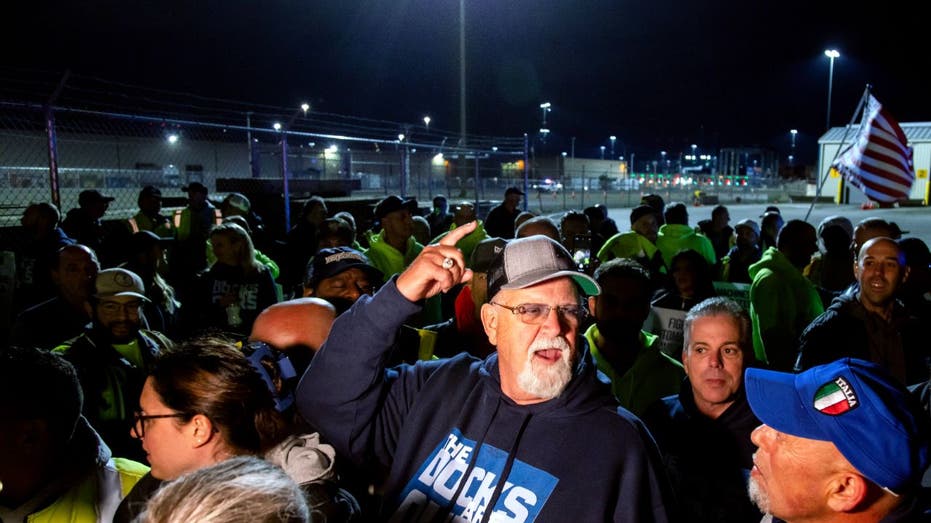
{"left": 540, "top": 102, "right": 552, "bottom": 127}
{"left": 790, "top": 129, "right": 798, "bottom": 148}
{"left": 301, "top": 103, "right": 310, "bottom": 114}
{"left": 824, "top": 49, "right": 840, "bottom": 131}
{"left": 609, "top": 135, "right": 616, "bottom": 157}
{"left": 423, "top": 115, "right": 431, "bottom": 131}
{"left": 272, "top": 122, "right": 282, "bottom": 131}
{"left": 167, "top": 133, "right": 179, "bottom": 145}
{"left": 660, "top": 150, "right": 667, "bottom": 173}
{"left": 600, "top": 145, "right": 606, "bottom": 160}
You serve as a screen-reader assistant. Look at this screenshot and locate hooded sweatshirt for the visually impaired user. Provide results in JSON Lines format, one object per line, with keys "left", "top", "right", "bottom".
{"left": 297, "top": 279, "right": 674, "bottom": 523}
{"left": 656, "top": 223, "right": 716, "bottom": 267}
{"left": 641, "top": 381, "right": 762, "bottom": 523}
{"left": 747, "top": 247, "right": 823, "bottom": 371}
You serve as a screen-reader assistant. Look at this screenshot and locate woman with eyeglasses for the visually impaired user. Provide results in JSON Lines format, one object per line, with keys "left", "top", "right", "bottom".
{"left": 113, "top": 336, "right": 360, "bottom": 523}
{"left": 112, "top": 337, "right": 289, "bottom": 521}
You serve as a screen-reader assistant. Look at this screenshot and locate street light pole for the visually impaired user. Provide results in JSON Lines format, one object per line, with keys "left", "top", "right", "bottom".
{"left": 459, "top": 0, "right": 466, "bottom": 145}
{"left": 600, "top": 146, "right": 606, "bottom": 160}
{"left": 824, "top": 49, "right": 840, "bottom": 131}
{"left": 609, "top": 135, "right": 616, "bottom": 158}
{"left": 540, "top": 102, "right": 551, "bottom": 127}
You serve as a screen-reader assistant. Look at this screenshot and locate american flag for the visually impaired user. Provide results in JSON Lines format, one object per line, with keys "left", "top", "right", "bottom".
{"left": 831, "top": 94, "right": 915, "bottom": 203}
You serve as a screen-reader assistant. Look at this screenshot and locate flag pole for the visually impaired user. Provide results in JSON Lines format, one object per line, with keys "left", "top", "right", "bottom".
{"left": 804, "top": 84, "right": 871, "bottom": 223}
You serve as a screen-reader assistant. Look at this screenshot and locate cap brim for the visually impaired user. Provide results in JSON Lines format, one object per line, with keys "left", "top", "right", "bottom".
{"left": 745, "top": 367, "right": 827, "bottom": 441}
{"left": 318, "top": 262, "right": 384, "bottom": 284}
{"left": 96, "top": 291, "right": 151, "bottom": 301}
{"left": 499, "top": 269, "right": 600, "bottom": 296}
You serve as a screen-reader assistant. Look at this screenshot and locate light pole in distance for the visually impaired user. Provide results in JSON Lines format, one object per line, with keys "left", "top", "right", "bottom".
{"left": 824, "top": 49, "right": 840, "bottom": 131}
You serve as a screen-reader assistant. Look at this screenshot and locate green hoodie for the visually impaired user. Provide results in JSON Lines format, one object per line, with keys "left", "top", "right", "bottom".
{"left": 364, "top": 229, "right": 424, "bottom": 279}
{"left": 584, "top": 325, "right": 684, "bottom": 416}
{"left": 429, "top": 220, "right": 489, "bottom": 264}
{"left": 747, "top": 247, "right": 824, "bottom": 370}
{"left": 656, "top": 223, "right": 717, "bottom": 267}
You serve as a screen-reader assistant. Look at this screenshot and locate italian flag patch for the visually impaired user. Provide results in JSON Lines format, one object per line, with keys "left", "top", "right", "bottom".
{"left": 813, "top": 377, "right": 858, "bottom": 415}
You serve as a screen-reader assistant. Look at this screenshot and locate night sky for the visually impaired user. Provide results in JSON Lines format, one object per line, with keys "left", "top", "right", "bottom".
{"left": 5, "top": 1, "right": 929, "bottom": 163}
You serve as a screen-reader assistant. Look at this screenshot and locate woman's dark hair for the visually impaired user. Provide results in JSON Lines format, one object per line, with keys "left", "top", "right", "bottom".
{"left": 148, "top": 336, "right": 289, "bottom": 455}
{"left": 669, "top": 249, "right": 716, "bottom": 299}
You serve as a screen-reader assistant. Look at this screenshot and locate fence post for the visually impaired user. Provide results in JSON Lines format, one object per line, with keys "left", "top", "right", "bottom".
{"left": 580, "top": 164, "right": 586, "bottom": 209}
{"left": 281, "top": 131, "right": 291, "bottom": 231}
{"left": 44, "top": 105, "right": 61, "bottom": 210}
{"left": 44, "top": 71, "right": 70, "bottom": 210}
{"left": 522, "top": 134, "right": 529, "bottom": 212}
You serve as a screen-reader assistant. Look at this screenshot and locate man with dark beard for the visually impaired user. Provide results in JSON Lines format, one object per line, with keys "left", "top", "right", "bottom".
{"left": 297, "top": 227, "right": 675, "bottom": 521}
{"left": 584, "top": 258, "right": 685, "bottom": 416}
{"left": 54, "top": 268, "right": 171, "bottom": 461}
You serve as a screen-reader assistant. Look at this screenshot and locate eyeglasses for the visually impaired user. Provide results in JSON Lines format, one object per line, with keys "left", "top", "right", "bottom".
{"left": 131, "top": 410, "right": 189, "bottom": 439}
{"left": 99, "top": 300, "right": 143, "bottom": 316}
{"left": 491, "top": 302, "right": 587, "bottom": 325}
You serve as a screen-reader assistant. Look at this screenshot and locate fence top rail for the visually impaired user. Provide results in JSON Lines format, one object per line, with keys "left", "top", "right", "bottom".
{"left": 0, "top": 99, "right": 526, "bottom": 156}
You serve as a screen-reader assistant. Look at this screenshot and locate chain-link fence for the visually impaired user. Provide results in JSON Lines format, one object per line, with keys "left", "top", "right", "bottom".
{"left": 0, "top": 100, "right": 528, "bottom": 237}
{"left": 1, "top": 92, "right": 802, "bottom": 235}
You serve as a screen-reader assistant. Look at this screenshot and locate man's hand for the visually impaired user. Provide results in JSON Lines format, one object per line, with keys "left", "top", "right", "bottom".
{"left": 396, "top": 221, "right": 477, "bottom": 302}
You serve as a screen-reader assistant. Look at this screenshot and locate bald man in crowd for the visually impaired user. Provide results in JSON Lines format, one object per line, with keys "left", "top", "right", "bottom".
{"left": 797, "top": 237, "right": 926, "bottom": 384}
{"left": 746, "top": 358, "right": 929, "bottom": 522}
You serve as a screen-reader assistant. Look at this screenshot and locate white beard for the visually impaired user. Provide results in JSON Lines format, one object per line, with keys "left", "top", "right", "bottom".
{"left": 516, "top": 336, "right": 573, "bottom": 400}
{"left": 747, "top": 475, "right": 770, "bottom": 515}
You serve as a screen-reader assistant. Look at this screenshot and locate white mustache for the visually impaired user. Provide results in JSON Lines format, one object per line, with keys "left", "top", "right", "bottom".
{"left": 529, "top": 336, "right": 570, "bottom": 354}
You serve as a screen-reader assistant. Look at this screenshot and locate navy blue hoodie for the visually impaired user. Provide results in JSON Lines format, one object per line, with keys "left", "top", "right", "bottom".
{"left": 297, "top": 279, "right": 675, "bottom": 522}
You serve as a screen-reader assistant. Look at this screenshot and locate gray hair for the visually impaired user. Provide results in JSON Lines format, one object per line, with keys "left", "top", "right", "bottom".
{"left": 682, "top": 297, "right": 752, "bottom": 357}
{"left": 137, "top": 456, "right": 309, "bottom": 523}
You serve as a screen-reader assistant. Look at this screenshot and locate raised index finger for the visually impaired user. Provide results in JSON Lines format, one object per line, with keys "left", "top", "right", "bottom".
{"left": 439, "top": 220, "right": 478, "bottom": 246}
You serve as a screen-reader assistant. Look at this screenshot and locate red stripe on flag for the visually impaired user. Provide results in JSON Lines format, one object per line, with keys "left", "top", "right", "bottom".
{"left": 832, "top": 94, "right": 915, "bottom": 202}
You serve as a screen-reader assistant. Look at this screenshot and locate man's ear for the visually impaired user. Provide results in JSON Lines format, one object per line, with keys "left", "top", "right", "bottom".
{"left": 825, "top": 471, "right": 870, "bottom": 513}
{"left": 587, "top": 296, "right": 597, "bottom": 317}
{"left": 302, "top": 286, "right": 314, "bottom": 298}
{"left": 480, "top": 303, "right": 498, "bottom": 346}
{"left": 900, "top": 265, "right": 911, "bottom": 285}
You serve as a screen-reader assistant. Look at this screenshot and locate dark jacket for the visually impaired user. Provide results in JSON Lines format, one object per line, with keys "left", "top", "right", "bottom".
{"left": 62, "top": 207, "right": 105, "bottom": 254}
{"left": 54, "top": 327, "right": 169, "bottom": 461}
{"left": 10, "top": 226, "right": 75, "bottom": 313}
{"left": 483, "top": 203, "right": 519, "bottom": 239}
{"left": 641, "top": 381, "right": 762, "bottom": 523}
{"left": 796, "top": 292, "right": 926, "bottom": 385}
{"left": 11, "top": 295, "right": 91, "bottom": 350}
{"left": 296, "top": 279, "right": 675, "bottom": 522}
{"left": 191, "top": 263, "right": 278, "bottom": 337}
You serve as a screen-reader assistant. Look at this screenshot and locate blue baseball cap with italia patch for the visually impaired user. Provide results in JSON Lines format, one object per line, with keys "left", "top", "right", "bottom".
{"left": 745, "top": 358, "right": 930, "bottom": 495}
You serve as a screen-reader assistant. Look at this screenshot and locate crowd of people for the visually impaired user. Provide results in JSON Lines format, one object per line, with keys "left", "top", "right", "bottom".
{"left": 1, "top": 184, "right": 930, "bottom": 522}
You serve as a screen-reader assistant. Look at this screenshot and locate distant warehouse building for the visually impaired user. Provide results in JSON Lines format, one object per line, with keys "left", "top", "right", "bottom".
{"left": 816, "top": 122, "right": 931, "bottom": 205}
